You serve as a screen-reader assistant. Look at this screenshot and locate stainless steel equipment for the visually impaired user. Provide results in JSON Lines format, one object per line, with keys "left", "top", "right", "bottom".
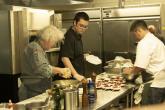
{"left": 64, "top": 88, "right": 79, "bottom": 110}
{"left": 3, "top": 0, "right": 93, "bottom": 6}
{"left": 102, "top": 5, "right": 161, "bottom": 63}
{"left": 53, "top": 80, "right": 80, "bottom": 110}
{"left": 0, "top": 5, "right": 55, "bottom": 103}
{"left": 0, "top": 6, "right": 54, "bottom": 75}
{"left": 0, "top": 5, "right": 28, "bottom": 74}
{"left": 103, "top": 60, "right": 137, "bottom": 81}
{"left": 56, "top": 5, "right": 164, "bottom": 76}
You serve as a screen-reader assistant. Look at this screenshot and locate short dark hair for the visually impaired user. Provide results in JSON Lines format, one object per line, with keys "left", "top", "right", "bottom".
{"left": 130, "top": 20, "right": 148, "bottom": 32}
{"left": 73, "top": 12, "right": 89, "bottom": 23}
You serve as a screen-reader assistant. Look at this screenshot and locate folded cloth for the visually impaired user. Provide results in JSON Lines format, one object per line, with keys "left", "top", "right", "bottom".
{"left": 134, "top": 84, "right": 144, "bottom": 104}
{"left": 135, "top": 75, "right": 143, "bottom": 85}
{"left": 134, "top": 91, "right": 142, "bottom": 105}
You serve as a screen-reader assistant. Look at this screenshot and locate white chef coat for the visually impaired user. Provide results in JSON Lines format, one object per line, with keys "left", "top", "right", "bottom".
{"left": 134, "top": 32, "right": 165, "bottom": 88}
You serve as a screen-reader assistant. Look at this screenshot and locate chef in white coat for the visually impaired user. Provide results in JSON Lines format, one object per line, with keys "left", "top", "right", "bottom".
{"left": 123, "top": 20, "right": 165, "bottom": 104}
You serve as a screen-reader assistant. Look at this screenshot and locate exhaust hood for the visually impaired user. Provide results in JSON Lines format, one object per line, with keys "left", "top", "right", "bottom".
{"left": 3, "top": 0, "right": 93, "bottom": 6}
{"left": 31, "top": 0, "right": 93, "bottom": 6}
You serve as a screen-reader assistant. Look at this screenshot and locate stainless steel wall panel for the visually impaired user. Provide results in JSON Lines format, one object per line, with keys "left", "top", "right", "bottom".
{"left": 103, "top": 20, "right": 130, "bottom": 61}
{"left": 0, "top": 10, "right": 12, "bottom": 74}
{"left": 103, "top": 18, "right": 161, "bottom": 63}
{"left": 58, "top": 9, "right": 101, "bottom": 21}
{"left": 0, "top": 6, "right": 28, "bottom": 74}
{"left": 82, "top": 21, "right": 102, "bottom": 58}
{"left": 161, "top": 4, "right": 165, "bottom": 36}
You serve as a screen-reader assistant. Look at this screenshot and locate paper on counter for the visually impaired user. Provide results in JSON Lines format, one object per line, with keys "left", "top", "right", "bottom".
{"left": 85, "top": 54, "right": 102, "bottom": 65}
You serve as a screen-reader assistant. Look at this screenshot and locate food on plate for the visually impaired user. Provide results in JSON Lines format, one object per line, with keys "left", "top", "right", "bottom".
{"left": 96, "top": 74, "right": 126, "bottom": 91}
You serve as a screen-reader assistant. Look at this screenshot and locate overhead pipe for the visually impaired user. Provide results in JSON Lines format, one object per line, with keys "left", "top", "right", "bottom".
{"left": 118, "top": 0, "right": 125, "bottom": 8}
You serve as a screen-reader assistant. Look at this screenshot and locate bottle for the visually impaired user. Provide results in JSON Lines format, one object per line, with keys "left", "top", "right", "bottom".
{"left": 91, "top": 72, "right": 97, "bottom": 99}
{"left": 53, "top": 85, "right": 62, "bottom": 110}
{"left": 88, "top": 80, "right": 95, "bottom": 103}
{"left": 82, "top": 81, "right": 89, "bottom": 108}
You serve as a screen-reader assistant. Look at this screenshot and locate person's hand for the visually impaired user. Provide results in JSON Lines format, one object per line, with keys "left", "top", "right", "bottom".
{"left": 123, "top": 67, "right": 133, "bottom": 74}
{"left": 73, "top": 73, "right": 85, "bottom": 81}
{"left": 59, "top": 68, "right": 72, "bottom": 78}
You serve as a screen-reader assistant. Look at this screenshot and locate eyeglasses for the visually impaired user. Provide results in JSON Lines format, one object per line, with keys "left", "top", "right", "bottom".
{"left": 77, "top": 23, "right": 88, "bottom": 29}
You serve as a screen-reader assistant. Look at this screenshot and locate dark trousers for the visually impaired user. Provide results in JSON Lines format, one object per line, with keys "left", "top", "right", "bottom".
{"left": 142, "top": 83, "right": 152, "bottom": 105}
{"left": 151, "top": 87, "right": 165, "bottom": 104}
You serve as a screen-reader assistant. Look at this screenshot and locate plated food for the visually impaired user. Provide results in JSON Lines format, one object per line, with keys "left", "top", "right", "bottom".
{"left": 96, "top": 73, "right": 126, "bottom": 91}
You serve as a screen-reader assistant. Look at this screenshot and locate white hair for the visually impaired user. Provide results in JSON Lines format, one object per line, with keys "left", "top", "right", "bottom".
{"left": 38, "top": 25, "right": 64, "bottom": 43}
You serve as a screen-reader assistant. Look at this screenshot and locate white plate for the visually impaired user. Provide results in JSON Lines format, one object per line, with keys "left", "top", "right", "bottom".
{"left": 85, "top": 55, "right": 102, "bottom": 65}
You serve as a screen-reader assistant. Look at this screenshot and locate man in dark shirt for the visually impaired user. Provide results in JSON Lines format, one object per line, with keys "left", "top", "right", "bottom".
{"left": 58, "top": 12, "right": 89, "bottom": 81}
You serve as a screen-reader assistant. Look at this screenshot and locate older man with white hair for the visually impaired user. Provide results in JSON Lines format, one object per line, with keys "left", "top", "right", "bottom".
{"left": 19, "top": 25, "right": 71, "bottom": 101}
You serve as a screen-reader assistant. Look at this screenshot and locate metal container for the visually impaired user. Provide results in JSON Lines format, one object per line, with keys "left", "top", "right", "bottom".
{"left": 104, "top": 60, "right": 122, "bottom": 74}
{"left": 64, "top": 88, "right": 79, "bottom": 110}
{"left": 53, "top": 80, "right": 80, "bottom": 110}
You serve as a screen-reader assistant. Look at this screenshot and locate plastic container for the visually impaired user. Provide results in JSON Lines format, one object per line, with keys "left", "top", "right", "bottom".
{"left": 88, "top": 80, "right": 96, "bottom": 103}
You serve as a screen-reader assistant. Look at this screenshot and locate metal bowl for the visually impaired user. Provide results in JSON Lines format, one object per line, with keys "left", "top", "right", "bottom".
{"left": 104, "top": 66, "right": 122, "bottom": 74}
{"left": 53, "top": 80, "right": 80, "bottom": 89}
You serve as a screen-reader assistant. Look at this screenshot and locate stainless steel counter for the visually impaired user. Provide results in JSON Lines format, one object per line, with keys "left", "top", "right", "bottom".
{"left": 18, "top": 84, "right": 135, "bottom": 110}
{"left": 79, "top": 84, "right": 135, "bottom": 110}
{"left": 17, "top": 84, "right": 134, "bottom": 110}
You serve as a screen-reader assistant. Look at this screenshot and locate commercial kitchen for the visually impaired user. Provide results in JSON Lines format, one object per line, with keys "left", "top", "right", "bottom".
{"left": 0, "top": 0, "right": 165, "bottom": 109}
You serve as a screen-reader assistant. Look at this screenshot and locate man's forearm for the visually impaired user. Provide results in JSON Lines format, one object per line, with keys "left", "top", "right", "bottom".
{"left": 123, "top": 66, "right": 143, "bottom": 75}
{"left": 132, "top": 66, "right": 144, "bottom": 74}
{"left": 61, "top": 57, "right": 85, "bottom": 81}
{"left": 61, "top": 57, "right": 78, "bottom": 76}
